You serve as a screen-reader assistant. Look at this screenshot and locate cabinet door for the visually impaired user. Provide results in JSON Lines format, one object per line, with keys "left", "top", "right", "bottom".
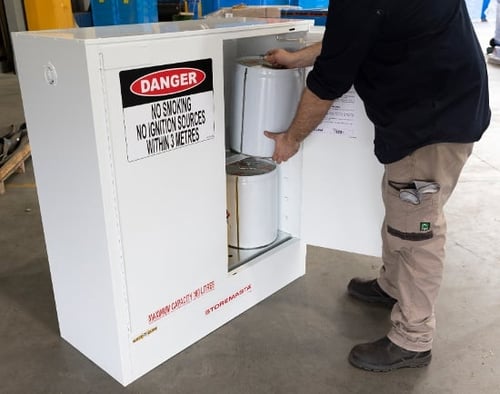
{"left": 99, "top": 36, "right": 228, "bottom": 336}
{"left": 301, "top": 89, "right": 384, "bottom": 257}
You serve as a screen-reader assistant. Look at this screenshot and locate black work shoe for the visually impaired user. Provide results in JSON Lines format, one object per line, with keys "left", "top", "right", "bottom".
{"left": 347, "top": 278, "right": 397, "bottom": 308}
{"left": 349, "top": 336, "right": 432, "bottom": 372}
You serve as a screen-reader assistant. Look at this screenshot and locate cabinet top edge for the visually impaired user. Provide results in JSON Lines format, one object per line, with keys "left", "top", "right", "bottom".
{"left": 12, "top": 17, "right": 313, "bottom": 43}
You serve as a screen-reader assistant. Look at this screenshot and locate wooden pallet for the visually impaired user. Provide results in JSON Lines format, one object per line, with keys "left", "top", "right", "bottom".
{"left": 0, "top": 135, "right": 31, "bottom": 194}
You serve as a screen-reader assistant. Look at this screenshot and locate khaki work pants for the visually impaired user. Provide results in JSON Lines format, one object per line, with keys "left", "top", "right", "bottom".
{"left": 377, "top": 142, "right": 474, "bottom": 352}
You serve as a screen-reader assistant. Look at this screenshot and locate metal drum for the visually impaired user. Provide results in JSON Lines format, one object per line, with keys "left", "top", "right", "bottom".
{"left": 226, "top": 157, "right": 278, "bottom": 249}
{"left": 230, "top": 56, "right": 303, "bottom": 157}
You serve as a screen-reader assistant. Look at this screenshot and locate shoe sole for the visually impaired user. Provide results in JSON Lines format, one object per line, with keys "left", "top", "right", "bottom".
{"left": 348, "top": 352, "right": 432, "bottom": 372}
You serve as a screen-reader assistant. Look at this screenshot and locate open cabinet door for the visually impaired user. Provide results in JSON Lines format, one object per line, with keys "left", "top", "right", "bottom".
{"left": 300, "top": 88, "right": 384, "bottom": 257}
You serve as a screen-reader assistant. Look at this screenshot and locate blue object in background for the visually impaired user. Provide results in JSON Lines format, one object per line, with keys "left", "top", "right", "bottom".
{"left": 209, "top": 0, "right": 291, "bottom": 11}
{"left": 118, "top": 0, "right": 159, "bottom": 24}
{"left": 295, "top": 0, "right": 328, "bottom": 9}
{"left": 202, "top": 0, "right": 328, "bottom": 17}
{"left": 198, "top": 0, "right": 212, "bottom": 16}
{"left": 90, "top": 0, "right": 158, "bottom": 26}
{"left": 90, "top": 0, "right": 120, "bottom": 26}
{"left": 88, "top": 0, "right": 330, "bottom": 26}
{"left": 481, "top": 0, "right": 491, "bottom": 20}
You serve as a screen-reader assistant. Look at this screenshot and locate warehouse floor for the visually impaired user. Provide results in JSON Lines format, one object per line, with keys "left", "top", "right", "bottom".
{"left": 1, "top": 21, "right": 499, "bottom": 394}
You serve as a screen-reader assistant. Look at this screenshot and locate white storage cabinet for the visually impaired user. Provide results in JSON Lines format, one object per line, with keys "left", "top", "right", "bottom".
{"left": 12, "top": 18, "right": 383, "bottom": 385}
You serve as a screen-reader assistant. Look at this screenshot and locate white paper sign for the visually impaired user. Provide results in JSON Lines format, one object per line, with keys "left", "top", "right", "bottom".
{"left": 314, "top": 87, "right": 357, "bottom": 138}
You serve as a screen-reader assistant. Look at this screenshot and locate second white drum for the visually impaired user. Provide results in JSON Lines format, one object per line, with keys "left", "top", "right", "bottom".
{"left": 226, "top": 157, "right": 278, "bottom": 249}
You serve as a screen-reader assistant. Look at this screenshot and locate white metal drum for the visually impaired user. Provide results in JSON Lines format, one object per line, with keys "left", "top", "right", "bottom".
{"left": 230, "top": 56, "right": 303, "bottom": 158}
{"left": 226, "top": 157, "right": 278, "bottom": 249}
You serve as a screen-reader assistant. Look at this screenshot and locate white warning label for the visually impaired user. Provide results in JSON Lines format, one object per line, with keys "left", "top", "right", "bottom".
{"left": 123, "top": 92, "right": 214, "bottom": 162}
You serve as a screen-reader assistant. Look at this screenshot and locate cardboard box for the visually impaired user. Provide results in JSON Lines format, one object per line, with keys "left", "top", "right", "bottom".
{"left": 231, "top": 6, "right": 282, "bottom": 18}
{"left": 209, "top": 6, "right": 283, "bottom": 18}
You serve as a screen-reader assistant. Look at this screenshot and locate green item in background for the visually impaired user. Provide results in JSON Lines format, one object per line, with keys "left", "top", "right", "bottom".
{"left": 173, "top": 12, "right": 194, "bottom": 20}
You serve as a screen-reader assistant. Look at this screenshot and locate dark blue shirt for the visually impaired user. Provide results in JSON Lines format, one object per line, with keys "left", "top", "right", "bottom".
{"left": 307, "top": 0, "right": 491, "bottom": 164}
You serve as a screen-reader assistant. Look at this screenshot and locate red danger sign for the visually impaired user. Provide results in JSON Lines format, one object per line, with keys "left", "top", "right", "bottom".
{"left": 130, "top": 68, "right": 206, "bottom": 97}
{"left": 120, "top": 59, "right": 214, "bottom": 161}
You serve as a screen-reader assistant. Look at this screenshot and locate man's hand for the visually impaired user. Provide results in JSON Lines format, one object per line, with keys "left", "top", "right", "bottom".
{"left": 264, "top": 42, "right": 322, "bottom": 69}
{"left": 264, "top": 49, "right": 298, "bottom": 69}
{"left": 264, "top": 131, "right": 300, "bottom": 164}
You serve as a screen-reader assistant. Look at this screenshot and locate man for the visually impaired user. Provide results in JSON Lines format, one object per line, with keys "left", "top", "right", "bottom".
{"left": 264, "top": 0, "right": 490, "bottom": 372}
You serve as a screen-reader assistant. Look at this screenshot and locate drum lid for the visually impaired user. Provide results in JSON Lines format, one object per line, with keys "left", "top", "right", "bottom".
{"left": 226, "top": 157, "right": 276, "bottom": 176}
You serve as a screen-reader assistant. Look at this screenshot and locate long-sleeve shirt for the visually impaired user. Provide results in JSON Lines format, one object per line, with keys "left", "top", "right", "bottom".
{"left": 307, "top": 0, "right": 491, "bottom": 164}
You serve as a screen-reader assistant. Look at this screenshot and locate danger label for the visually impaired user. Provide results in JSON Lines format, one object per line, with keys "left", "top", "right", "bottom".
{"left": 120, "top": 59, "right": 214, "bottom": 162}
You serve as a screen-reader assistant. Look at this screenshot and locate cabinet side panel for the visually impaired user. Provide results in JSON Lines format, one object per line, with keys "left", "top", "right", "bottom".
{"left": 12, "top": 36, "right": 128, "bottom": 383}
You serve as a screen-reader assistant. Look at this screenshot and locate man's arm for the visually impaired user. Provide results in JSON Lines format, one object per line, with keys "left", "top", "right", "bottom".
{"left": 264, "top": 87, "right": 333, "bottom": 164}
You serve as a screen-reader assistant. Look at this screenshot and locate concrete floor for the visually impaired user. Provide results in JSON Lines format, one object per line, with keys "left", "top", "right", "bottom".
{"left": 0, "top": 21, "right": 499, "bottom": 394}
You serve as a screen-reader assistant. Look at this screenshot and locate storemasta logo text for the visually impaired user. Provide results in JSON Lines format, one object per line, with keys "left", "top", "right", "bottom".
{"left": 130, "top": 68, "right": 206, "bottom": 97}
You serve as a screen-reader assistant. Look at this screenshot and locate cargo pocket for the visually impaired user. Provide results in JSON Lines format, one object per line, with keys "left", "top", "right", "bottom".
{"left": 385, "top": 180, "right": 440, "bottom": 242}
